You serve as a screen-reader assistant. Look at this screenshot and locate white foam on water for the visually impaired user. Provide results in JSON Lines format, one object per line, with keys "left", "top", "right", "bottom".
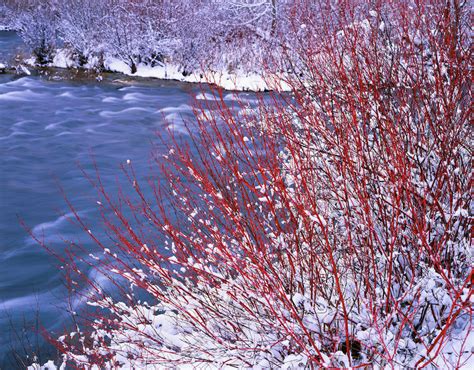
{"left": 45, "top": 123, "right": 58, "bottom": 130}
{"left": 0, "top": 131, "right": 34, "bottom": 140}
{"left": 158, "top": 104, "right": 193, "bottom": 114}
{"left": 0, "top": 89, "right": 47, "bottom": 101}
{"left": 118, "top": 85, "right": 141, "bottom": 91}
{"left": 99, "top": 107, "right": 156, "bottom": 118}
{"left": 122, "top": 92, "right": 158, "bottom": 102}
{"left": 102, "top": 96, "right": 122, "bottom": 103}
{"left": 58, "top": 91, "right": 74, "bottom": 98}
{"left": 31, "top": 212, "right": 79, "bottom": 235}
{"left": 45, "top": 120, "right": 68, "bottom": 130}
{"left": 123, "top": 92, "right": 142, "bottom": 101}
{"left": 11, "top": 119, "right": 36, "bottom": 128}
{"left": 224, "top": 93, "right": 240, "bottom": 101}
{"left": 195, "top": 92, "right": 219, "bottom": 101}
{"left": 1, "top": 292, "right": 55, "bottom": 311}
{"left": 55, "top": 131, "right": 74, "bottom": 137}
{"left": 4, "top": 77, "right": 39, "bottom": 88}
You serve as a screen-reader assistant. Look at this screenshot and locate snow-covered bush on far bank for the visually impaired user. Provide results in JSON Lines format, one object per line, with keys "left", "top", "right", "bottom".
{"left": 33, "top": 0, "right": 472, "bottom": 368}
{"left": 14, "top": 4, "right": 58, "bottom": 65}
{"left": 55, "top": 0, "right": 109, "bottom": 68}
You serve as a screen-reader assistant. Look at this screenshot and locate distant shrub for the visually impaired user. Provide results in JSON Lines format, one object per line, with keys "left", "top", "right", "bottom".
{"left": 16, "top": 5, "right": 57, "bottom": 65}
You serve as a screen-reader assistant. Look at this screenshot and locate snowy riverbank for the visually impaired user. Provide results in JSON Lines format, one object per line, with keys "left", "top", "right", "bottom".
{"left": 104, "top": 57, "right": 289, "bottom": 92}
{"left": 23, "top": 48, "right": 291, "bottom": 92}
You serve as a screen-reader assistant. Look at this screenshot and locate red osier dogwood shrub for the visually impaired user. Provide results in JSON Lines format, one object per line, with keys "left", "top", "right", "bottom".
{"left": 43, "top": 1, "right": 472, "bottom": 368}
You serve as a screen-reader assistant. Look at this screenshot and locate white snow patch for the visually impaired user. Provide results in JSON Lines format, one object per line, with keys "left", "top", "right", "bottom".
{"left": 52, "top": 49, "right": 77, "bottom": 69}
{"left": 100, "top": 57, "right": 290, "bottom": 92}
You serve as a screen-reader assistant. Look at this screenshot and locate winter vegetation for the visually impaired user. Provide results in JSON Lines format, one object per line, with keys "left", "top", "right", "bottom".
{"left": 2, "top": 0, "right": 294, "bottom": 90}
{"left": 15, "top": 0, "right": 473, "bottom": 368}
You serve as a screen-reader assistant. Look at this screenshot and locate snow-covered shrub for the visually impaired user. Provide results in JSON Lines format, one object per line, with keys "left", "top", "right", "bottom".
{"left": 39, "top": 1, "right": 472, "bottom": 368}
{"left": 190, "top": 0, "right": 291, "bottom": 73}
{"left": 0, "top": 4, "right": 12, "bottom": 29}
{"left": 15, "top": 3, "right": 58, "bottom": 65}
{"left": 55, "top": 0, "right": 110, "bottom": 67}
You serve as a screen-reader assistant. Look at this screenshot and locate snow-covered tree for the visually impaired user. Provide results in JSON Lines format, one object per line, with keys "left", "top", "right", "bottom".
{"left": 55, "top": 0, "right": 109, "bottom": 66}
{"left": 15, "top": 2, "right": 58, "bottom": 65}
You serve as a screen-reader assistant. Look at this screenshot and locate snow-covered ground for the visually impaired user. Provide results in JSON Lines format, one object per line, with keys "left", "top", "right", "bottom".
{"left": 44, "top": 50, "right": 290, "bottom": 92}
{"left": 27, "top": 303, "right": 473, "bottom": 369}
{"left": 104, "top": 57, "right": 283, "bottom": 92}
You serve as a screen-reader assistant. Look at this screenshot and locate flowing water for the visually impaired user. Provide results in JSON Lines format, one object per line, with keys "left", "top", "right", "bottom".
{"left": 0, "top": 31, "right": 257, "bottom": 365}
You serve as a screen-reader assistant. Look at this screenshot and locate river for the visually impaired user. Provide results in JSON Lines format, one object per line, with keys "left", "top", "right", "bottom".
{"left": 0, "top": 31, "right": 256, "bottom": 366}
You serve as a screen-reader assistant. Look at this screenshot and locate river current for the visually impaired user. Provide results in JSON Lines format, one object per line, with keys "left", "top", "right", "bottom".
{"left": 0, "top": 31, "right": 256, "bottom": 364}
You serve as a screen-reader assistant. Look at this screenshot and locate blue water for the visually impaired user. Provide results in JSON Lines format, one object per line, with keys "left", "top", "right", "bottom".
{"left": 0, "top": 30, "right": 22, "bottom": 63}
{"left": 0, "top": 31, "right": 257, "bottom": 364}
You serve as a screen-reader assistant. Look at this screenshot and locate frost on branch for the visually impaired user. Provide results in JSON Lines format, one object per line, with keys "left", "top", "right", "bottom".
{"left": 43, "top": 1, "right": 472, "bottom": 369}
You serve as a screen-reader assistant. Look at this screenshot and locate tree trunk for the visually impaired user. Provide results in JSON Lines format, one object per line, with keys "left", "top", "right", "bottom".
{"left": 271, "top": 0, "right": 277, "bottom": 35}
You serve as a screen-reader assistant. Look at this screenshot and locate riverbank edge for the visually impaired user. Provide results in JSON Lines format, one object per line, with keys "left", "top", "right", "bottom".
{"left": 98, "top": 55, "right": 292, "bottom": 92}
{"left": 1, "top": 48, "right": 292, "bottom": 92}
